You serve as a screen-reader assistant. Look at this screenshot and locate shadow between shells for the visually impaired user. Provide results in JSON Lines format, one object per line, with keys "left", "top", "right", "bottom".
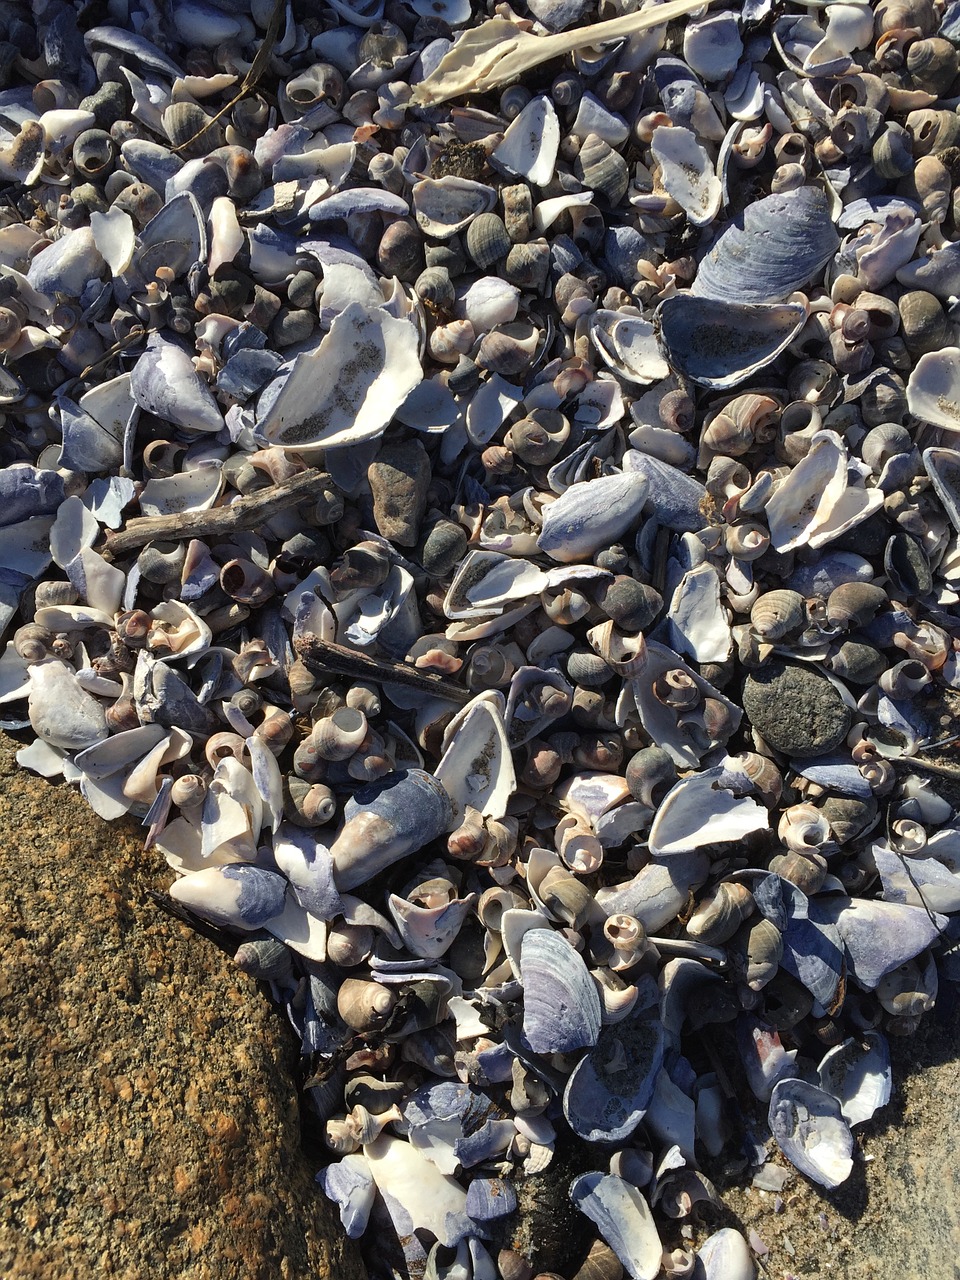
{"left": 4, "top": 0, "right": 960, "bottom": 1276}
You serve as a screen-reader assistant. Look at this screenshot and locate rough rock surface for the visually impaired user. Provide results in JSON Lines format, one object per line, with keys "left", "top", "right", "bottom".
{"left": 742, "top": 660, "right": 852, "bottom": 759}
{"left": 0, "top": 731, "right": 365, "bottom": 1280}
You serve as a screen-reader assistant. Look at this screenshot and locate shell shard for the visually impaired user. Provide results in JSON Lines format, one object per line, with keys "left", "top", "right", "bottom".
{"left": 363, "top": 1133, "right": 470, "bottom": 1248}
{"left": 656, "top": 294, "right": 807, "bottom": 390}
{"left": 28, "top": 660, "right": 109, "bottom": 751}
{"left": 821, "top": 897, "right": 948, "bottom": 990}
{"left": 569, "top": 1172, "right": 663, "bottom": 1280}
{"left": 169, "top": 864, "right": 288, "bottom": 931}
{"left": 256, "top": 302, "right": 422, "bottom": 450}
{"left": 435, "top": 695, "right": 515, "bottom": 824}
{"left": 649, "top": 769, "right": 768, "bottom": 858}
{"left": 130, "top": 334, "right": 223, "bottom": 434}
{"left": 818, "top": 1032, "right": 891, "bottom": 1128}
{"left": 906, "top": 348, "right": 960, "bottom": 432}
{"left": 650, "top": 125, "right": 721, "bottom": 227}
{"left": 491, "top": 95, "right": 560, "bottom": 186}
{"left": 329, "top": 769, "right": 455, "bottom": 891}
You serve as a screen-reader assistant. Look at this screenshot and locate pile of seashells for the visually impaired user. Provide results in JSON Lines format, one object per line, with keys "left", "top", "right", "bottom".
{"left": 6, "top": 0, "right": 960, "bottom": 1274}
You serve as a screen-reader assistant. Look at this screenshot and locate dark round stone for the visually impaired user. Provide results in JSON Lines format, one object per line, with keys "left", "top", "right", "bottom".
{"left": 742, "top": 660, "right": 852, "bottom": 759}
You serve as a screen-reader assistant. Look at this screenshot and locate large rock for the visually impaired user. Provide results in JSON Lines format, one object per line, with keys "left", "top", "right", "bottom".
{"left": 0, "top": 732, "right": 365, "bottom": 1280}
{"left": 742, "top": 660, "right": 851, "bottom": 759}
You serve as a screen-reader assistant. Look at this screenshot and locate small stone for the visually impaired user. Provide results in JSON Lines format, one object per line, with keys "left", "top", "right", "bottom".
{"left": 743, "top": 661, "right": 852, "bottom": 759}
{"left": 418, "top": 517, "right": 468, "bottom": 577}
{"left": 367, "top": 439, "right": 432, "bottom": 547}
{"left": 286, "top": 268, "right": 319, "bottom": 309}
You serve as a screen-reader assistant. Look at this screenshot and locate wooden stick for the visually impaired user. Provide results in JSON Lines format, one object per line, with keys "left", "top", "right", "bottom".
{"left": 101, "top": 468, "right": 325, "bottom": 557}
{"left": 295, "top": 634, "right": 472, "bottom": 705}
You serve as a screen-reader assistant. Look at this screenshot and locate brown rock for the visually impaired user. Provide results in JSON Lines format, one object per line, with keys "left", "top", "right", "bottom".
{"left": 0, "top": 732, "right": 364, "bottom": 1280}
{"left": 368, "top": 439, "right": 431, "bottom": 547}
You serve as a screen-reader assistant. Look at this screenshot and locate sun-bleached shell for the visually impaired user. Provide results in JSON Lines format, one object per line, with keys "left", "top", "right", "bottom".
{"left": 256, "top": 302, "right": 422, "bottom": 450}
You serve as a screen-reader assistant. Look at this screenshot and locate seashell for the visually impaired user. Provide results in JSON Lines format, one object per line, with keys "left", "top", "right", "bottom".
{"left": 736, "top": 916, "right": 784, "bottom": 992}
{"left": 683, "top": 11, "right": 743, "bottom": 82}
{"left": 162, "top": 101, "right": 225, "bottom": 157}
{"left": 234, "top": 937, "right": 294, "bottom": 984}
{"left": 286, "top": 63, "right": 345, "bottom": 113}
{"left": 591, "top": 579, "right": 662, "bottom": 633}
{"left": 491, "top": 96, "right": 560, "bottom": 187}
{"left": 906, "top": 347, "right": 960, "bottom": 433}
{"left": 696, "top": 1229, "right": 756, "bottom": 1280}
{"left": 520, "top": 927, "right": 601, "bottom": 1054}
{"left": 313, "top": 708, "right": 369, "bottom": 762}
{"left": 257, "top": 303, "right": 422, "bottom": 451}
{"left": 73, "top": 128, "right": 116, "bottom": 179}
{"left": 572, "top": 1240, "right": 624, "bottom": 1280}
{"left": 649, "top": 767, "right": 768, "bottom": 858}
{"left": 778, "top": 803, "right": 832, "bottom": 853}
{"left": 650, "top": 126, "right": 720, "bottom": 227}
{"left": 656, "top": 295, "right": 807, "bottom": 391}
{"left": 750, "top": 589, "right": 807, "bottom": 642}
{"left": 884, "top": 532, "right": 931, "bottom": 598}
{"left": 692, "top": 187, "right": 839, "bottom": 306}
{"left": 574, "top": 134, "right": 629, "bottom": 206}
{"left": 170, "top": 865, "right": 287, "bottom": 931}
{"left": 536, "top": 864, "right": 595, "bottom": 931}
{"left": 413, "top": 177, "right": 497, "bottom": 239}
{"left": 687, "top": 882, "right": 754, "bottom": 946}
{"left": 818, "top": 1032, "right": 891, "bottom": 1128}
{"left": 769, "top": 850, "right": 827, "bottom": 896}
{"left": 898, "top": 290, "right": 947, "bottom": 357}
{"left": 906, "top": 37, "right": 959, "bottom": 95}
{"left": 28, "top": 659, "right": 109, "bottom": 751}
{"left": 388, "top": 882, "right": 474, "bottom": 960}
{"left": 590, "top": 311, "right": 669, "bottom": 386}
{"left": 465, "top": 213, "right": 511, "bottom": 270}
{"left": 625, "top": 748, "right": 677, "bottom": 809}
{"left": 337, "top": 978, "right": 398, "bottom": 1032}
{"left": 825, "top": 582, "right": 888, "bottom": 630}
{"left": 538, "top": 472, "right": 648, "bottom": 563}
{"left": 477, "top": 320, "right": 541, "bottom": 376}
{"left": 768, "top": 1079, "right": 854, "bottom": 1189}
{"left": 329, "top": 769, "right": 454, "bottom": 891}
{"left": 504, "top": 410, "right": 568, "bottom": 467}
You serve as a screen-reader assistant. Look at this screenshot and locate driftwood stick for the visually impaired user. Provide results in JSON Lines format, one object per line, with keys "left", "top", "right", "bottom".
{"left": 101, "top": 468, "right": 325, "bottom": 557}
{"left": 295, "top": 633, "right": 472, "bottom": 705}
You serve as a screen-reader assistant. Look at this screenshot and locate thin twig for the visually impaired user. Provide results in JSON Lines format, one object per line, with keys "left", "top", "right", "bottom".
{"left": 171, "top": 0, "right": 286, "bottom": 153}
{"left": 101, "top": 467, "right": 325, "bottom": 557}
{"left": 295, "top": 634, "right": 472, "bottom": 705}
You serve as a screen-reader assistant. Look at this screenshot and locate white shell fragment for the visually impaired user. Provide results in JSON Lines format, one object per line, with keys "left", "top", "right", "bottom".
{"left": 27, "top": 659, "right": 109, "bottom": 751}
{"left": 906, "top": 348, "right": 960, "bottom": 432}
{"left": 256, "top": 303, "right": 421, "bottom": 450}
{"left": 491, "top": 96, "right": 560, "bottom": 186}
{"left": 650, "top": 126, "right": 721, "bottom": 226}
{"left": 768, "top": 1078, "right": 854, "bottom": 1189}
{"left": 538, "top": 471, "right": 648, "bottom": 563}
